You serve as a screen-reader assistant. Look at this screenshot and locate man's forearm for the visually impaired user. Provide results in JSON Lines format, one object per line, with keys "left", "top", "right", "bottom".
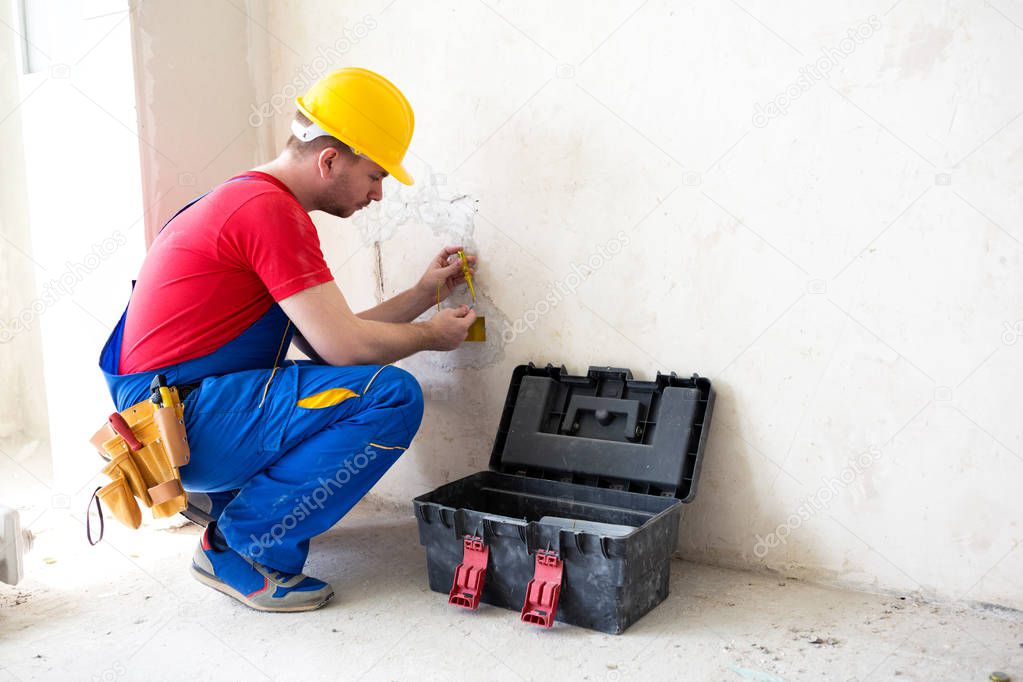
{"left": 357, "top": 286, "right": 434, "bottom": 323}
{"left": 338, "top": 317, "right": 436, "bottom": 366}
{"left": 292, "top": 314, "right": 436, "bottom": 366}
{"left": 279, "top": 280, "right": 467, "bottom": 367}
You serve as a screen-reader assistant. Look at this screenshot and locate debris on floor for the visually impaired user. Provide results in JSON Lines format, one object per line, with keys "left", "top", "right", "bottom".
{"left": 807, "top": 636, "right": 841, "bottom": 646}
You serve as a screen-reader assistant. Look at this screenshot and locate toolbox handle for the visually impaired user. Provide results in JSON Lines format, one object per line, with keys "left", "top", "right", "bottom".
{"left": 561, "top": 395, "right": 642, "bottom": 440}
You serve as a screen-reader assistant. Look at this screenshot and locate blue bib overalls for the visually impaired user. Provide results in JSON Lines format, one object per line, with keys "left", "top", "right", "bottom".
{"left": 98, "top": 186, "right": 424, "bottom": 573}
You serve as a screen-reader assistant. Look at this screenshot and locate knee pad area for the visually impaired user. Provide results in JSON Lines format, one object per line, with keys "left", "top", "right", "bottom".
{"left": 369, "top": 366, "right": 424, "bottom": 409}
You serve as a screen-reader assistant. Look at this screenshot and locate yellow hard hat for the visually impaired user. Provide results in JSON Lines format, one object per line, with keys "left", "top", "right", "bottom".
{"left": 295, "top": 67, "right": 415, "bottom": 185}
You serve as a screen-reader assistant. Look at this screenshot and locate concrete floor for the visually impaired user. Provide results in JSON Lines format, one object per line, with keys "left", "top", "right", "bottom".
{"left": 1, "top": 501, "right": 1020, "bottom": 682}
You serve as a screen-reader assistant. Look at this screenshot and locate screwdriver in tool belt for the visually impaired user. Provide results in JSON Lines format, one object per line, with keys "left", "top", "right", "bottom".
{"left": 149, "top": 374, "right": 174, "bottom": 408}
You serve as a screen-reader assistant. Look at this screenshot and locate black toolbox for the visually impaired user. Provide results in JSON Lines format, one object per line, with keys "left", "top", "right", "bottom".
{"left": 413, "top": 363, "right": 715, "bottom": 634}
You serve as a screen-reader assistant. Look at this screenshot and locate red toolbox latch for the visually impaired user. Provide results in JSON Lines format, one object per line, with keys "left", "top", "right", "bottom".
{"left": 448, "top": 535, "right": 489, "bottom": 610}
{"left": 520, "top": 549, "right": 563, "bottom": 628}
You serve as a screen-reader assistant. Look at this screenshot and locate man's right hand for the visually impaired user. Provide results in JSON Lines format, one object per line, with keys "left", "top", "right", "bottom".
{"left": 427, "top": 305, "right": 478, "bottom": 350}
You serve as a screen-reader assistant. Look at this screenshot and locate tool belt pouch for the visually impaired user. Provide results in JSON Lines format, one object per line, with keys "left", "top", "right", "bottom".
{"left": 89, "top": 387, "right": 191, "bottom": 530}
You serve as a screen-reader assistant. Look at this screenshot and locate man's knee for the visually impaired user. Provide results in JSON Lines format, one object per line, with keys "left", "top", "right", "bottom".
{"left": 357, "top": 366, "right": 423, "bottom": 447}
{"left": 374, "top": 366, "right": 424, "bottom": 419}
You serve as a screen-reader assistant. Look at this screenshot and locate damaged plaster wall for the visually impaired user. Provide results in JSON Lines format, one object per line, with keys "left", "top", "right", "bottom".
{"left": 269, "top": 1, "right": 1023, "bottom": 608}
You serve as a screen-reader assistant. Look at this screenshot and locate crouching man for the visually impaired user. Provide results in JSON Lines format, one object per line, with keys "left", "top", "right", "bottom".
{"left": 98, "top": 67, "right": 477, "bottom": 611}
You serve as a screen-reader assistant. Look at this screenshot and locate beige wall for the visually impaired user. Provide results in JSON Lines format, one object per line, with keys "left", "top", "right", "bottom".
{"left": 131, "top": 0, "right": 275, "bottom": 244}
{"left": 263, "top": 0, "right": 1023, "bottom": 609}
{"left": 119, "top": 0, "right": 1022, "bottom": 609}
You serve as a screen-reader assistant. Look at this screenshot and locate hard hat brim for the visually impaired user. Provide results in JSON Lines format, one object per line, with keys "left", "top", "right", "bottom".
{"left": 295, "top": 96, "right": 414, "bottom": 186}
{"left": 388, "top": 163, "right": 414, "bottom": 186}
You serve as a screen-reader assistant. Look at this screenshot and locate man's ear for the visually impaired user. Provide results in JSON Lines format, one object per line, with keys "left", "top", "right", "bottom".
{"left": 317, "top": 147, "right": 340, "bottom": 179}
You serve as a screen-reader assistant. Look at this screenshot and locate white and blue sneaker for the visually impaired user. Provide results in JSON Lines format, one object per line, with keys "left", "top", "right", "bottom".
{"left": 190, "top": 526, "right": 334, "bottom": 612}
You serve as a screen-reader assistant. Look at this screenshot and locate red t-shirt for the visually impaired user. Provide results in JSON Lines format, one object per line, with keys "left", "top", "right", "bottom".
{"left": 118, "top": 172, "right": 333, "bottom": 373}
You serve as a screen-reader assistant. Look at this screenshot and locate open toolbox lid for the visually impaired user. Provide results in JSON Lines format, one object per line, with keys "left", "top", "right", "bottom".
{"left": 489, "top": 364, "right": 714, "bottom": 502}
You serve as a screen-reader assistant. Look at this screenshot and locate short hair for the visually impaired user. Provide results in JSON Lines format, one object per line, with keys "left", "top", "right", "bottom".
{"left": 285, "top": 111, "right": 356, "bottom": 158}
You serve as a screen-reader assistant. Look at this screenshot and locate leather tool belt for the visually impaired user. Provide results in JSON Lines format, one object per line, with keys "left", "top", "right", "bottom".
{"left": 86, "top": 376, "right": 192, "bottom": 544}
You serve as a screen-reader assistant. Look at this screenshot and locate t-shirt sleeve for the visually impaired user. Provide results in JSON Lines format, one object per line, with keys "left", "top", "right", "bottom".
{"left": 219, "top": 191, "right": 334, "bottom": 301}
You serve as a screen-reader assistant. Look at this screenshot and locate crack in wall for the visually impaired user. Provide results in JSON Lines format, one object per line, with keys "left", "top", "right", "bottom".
{"left": 373, "top": 241, "right": 384, "bottom": 304}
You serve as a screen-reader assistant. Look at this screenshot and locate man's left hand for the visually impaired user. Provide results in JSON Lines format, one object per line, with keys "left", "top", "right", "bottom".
{"left": 417, "top": 245, "right": 478, "bottom": 304}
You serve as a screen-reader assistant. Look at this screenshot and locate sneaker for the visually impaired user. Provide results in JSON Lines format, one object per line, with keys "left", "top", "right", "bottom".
{"left": 190, "top": 526, "right": 334, "bottom": 612}
{"left": 180, "top": 490, "right": 239, "bottom": 528}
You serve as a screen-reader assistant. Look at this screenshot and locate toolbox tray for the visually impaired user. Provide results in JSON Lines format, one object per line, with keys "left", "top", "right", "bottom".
{"left": 414, "top": 363, "right": 714, "bottom": 634}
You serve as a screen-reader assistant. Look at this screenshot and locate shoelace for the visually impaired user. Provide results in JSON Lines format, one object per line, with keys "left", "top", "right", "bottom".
{"left": 237, "top": 546, "right": 306, "bottom": 587}
{"left": 258, "top": 563, "right": 300, "bottom": 586}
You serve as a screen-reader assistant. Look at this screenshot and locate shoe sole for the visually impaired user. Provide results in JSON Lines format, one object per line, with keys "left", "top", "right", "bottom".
{"left": 180, "top": 506, "right": 214, "bottom": 528}
{"left": 189, "top": 564, "right": 334, "bottom": 613}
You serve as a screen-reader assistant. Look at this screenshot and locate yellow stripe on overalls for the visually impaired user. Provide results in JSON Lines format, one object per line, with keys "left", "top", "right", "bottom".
{"left": 368, "top": 442, "right": 406, "bottom": 451}
{"left": 296, "top": 387, "right": 360, "bottom": 409}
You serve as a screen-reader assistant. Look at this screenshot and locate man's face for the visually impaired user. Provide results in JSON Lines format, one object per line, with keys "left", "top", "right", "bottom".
{"left": 319, "top": 150, "right": 387, "bottom": 218}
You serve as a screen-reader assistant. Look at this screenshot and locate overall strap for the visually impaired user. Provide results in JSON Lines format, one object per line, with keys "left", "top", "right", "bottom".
{"left": 158, "top": 174, "right": 258, "bottom": 234}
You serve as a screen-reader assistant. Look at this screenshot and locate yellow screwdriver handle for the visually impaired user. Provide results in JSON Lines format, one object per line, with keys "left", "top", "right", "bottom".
{"left": 458, "top": 250, "right": 476, "bottom": 303}
{"left": 158, "top": 387, "right": 175, "bottom": 409}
